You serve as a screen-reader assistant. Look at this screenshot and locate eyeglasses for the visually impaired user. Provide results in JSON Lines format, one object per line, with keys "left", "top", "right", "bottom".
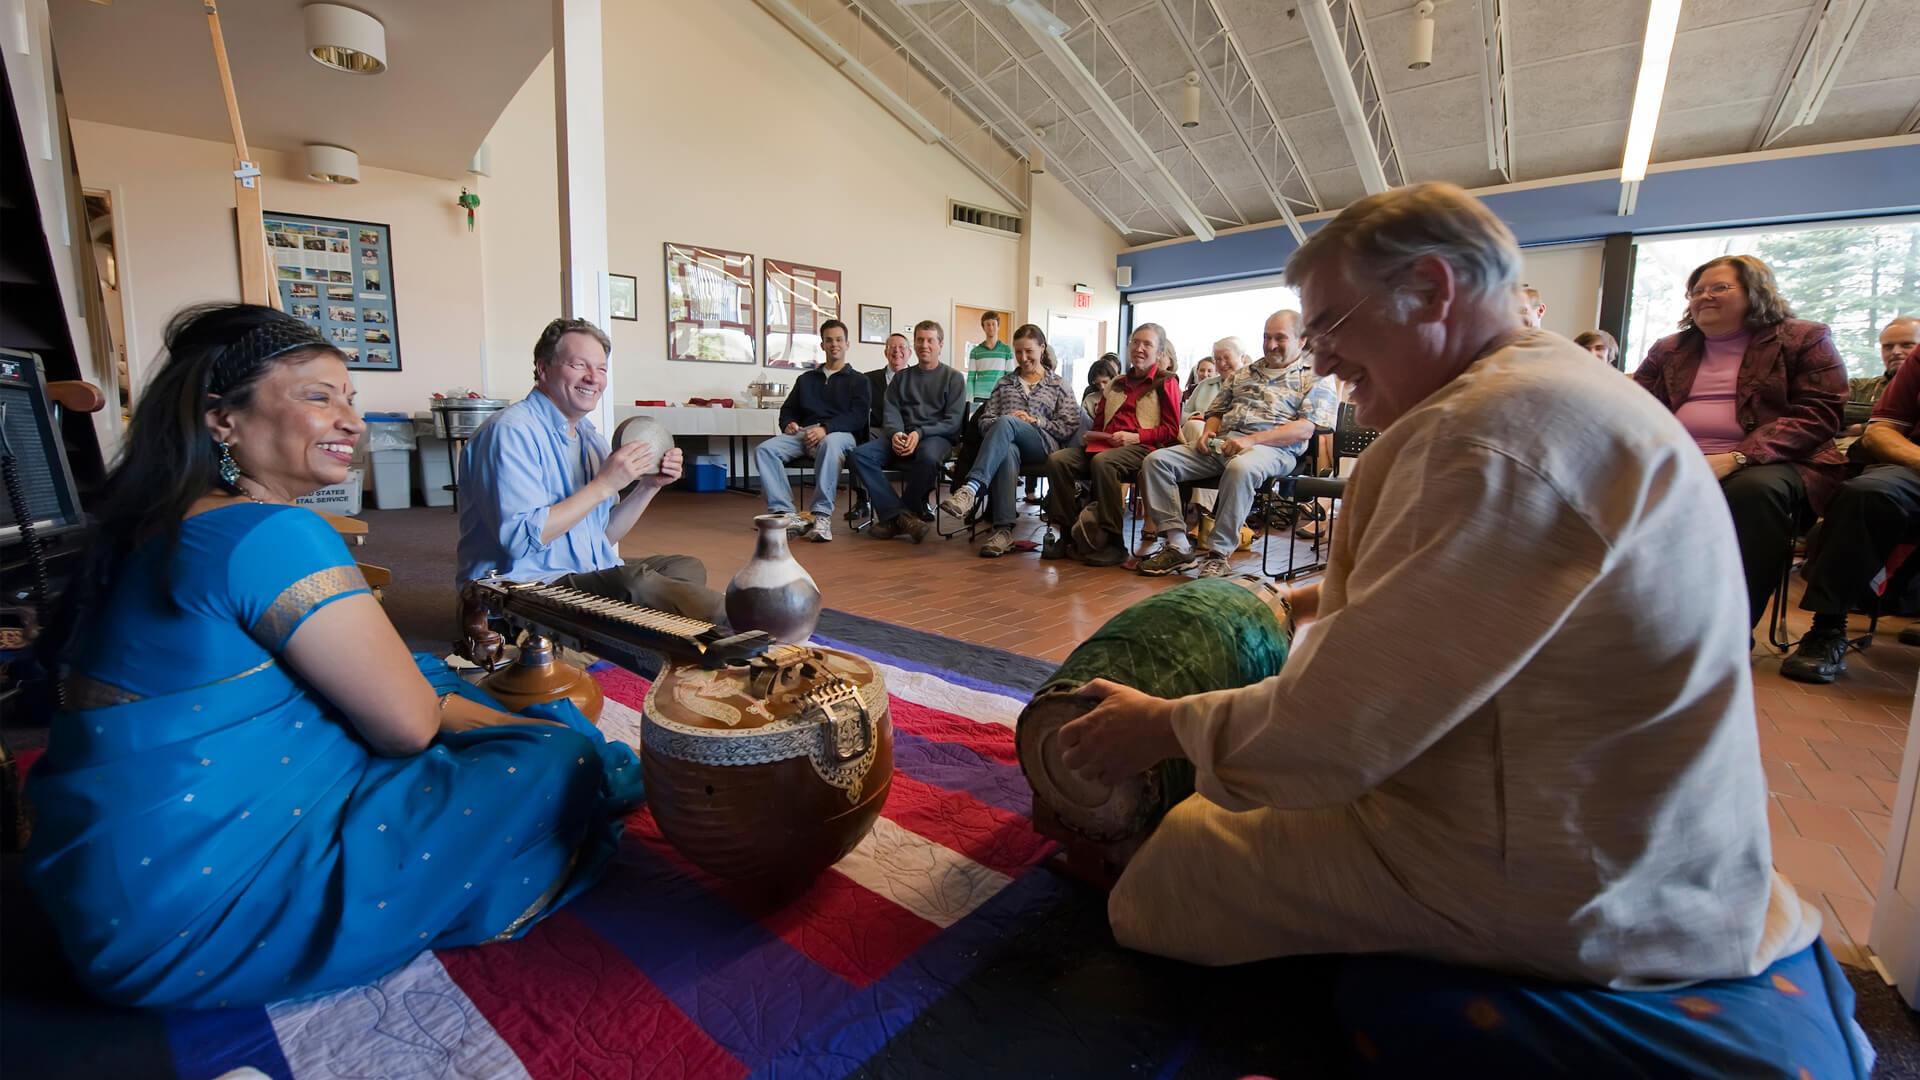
{"left": 1301, "top": 289, "right": 1378, "bottom": 358}
{"left": 1685, "top": 282, "right": 1740, "bottom": 301}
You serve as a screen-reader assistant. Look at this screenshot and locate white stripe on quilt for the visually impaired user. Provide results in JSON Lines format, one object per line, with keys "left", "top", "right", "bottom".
{"left": 266, "top": 951, "right": 529, "bottom": 1080}
{"left": 597, "top": 694, "right": 646, "bottom": 751}
{"left": 856, "top": 660, "right": 1027, "bottom": 730}
{"left": 830, "top": 815, "right": 1013, "bottom": 928}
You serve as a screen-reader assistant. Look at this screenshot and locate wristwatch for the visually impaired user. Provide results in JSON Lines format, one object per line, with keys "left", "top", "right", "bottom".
{"left": 1730, "top": 451, "right": 1749, "bottom": 469}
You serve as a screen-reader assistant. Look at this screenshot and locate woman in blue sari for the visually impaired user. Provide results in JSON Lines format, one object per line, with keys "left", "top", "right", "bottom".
{"left": 24, "top": 304, "right": 644, "bottom": 1010}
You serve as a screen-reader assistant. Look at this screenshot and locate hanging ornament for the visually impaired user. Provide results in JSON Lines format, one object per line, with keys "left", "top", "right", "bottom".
{"left": 457, "top": 188, "right": 481, "bottom": 232}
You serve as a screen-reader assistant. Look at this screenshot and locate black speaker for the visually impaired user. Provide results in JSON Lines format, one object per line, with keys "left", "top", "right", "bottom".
{"left": 0, "top": 348, "right": 82, "bottom": 545}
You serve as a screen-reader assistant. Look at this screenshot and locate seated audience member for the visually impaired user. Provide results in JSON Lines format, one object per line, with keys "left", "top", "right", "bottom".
{"left": 939, "top": 324, "right": 1083, "bottom": 557}
{"left": 1518, "top": 284, "right": 1545, "bottom": 329}
{"left": 1080, "top": 354, "right": 1120, "bottom": 427}
{"left": 24, "top": 304, "right": 643, "bottom": 1009}
{"left": 754, "top": 319, "right": 870, "bottom": 542}
{"left": 868, "top": 331, "right": 912, "bottom": 440}
{"left": 1783, "top": 343, "right": 1920, "bottom": 682}
{"left": 458, "top": 318, "right": 724, "bottom": 622}
{"left": 850, "top": 319, "right": 967, "bottom": 543}
{"left": 1138, "top": 311, "right": 1338, "bottom": 579}
{"left": 1044, "top": 325, "right": 1181, "bottom": 565}
{"left": 1574, "top": 329, "right": 1619, "bottom": 366}
{"left": 1632, "top": 256, "right": 1846, "bottom": 629}
{"left": 1058, "top": 183, "right": 1819, "bottom": 1006}
{"left": 1181, "top": 336, "right": 1249, "bottom": 444}
{"left": 1183, "top": 357, "right": 1216, "bottom": 401}
{"left": 1848, "top": 316, "right": 1917, "bottom": 416}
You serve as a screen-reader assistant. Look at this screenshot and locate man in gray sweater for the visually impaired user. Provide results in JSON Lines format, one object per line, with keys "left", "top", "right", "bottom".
{"left": 849, "top": 319, "right": 968, "bottom": 542}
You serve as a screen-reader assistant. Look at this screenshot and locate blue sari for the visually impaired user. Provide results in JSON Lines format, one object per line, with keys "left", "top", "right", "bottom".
{"left": 23, "top": 504, "right": 643, "bottom": 1010}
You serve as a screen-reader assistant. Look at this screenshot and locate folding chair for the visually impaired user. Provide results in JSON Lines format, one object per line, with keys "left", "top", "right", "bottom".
{"left": 1270, "top": 402, "right": 1381, "bottom": 581}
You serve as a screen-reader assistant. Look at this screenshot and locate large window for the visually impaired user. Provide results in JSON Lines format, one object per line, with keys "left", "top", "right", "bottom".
{"left": 1626, "top": 218, "right": 1920, "bottom": 379}
{"left": 1128, "top": 279, "right": 1301, "bottom": 384}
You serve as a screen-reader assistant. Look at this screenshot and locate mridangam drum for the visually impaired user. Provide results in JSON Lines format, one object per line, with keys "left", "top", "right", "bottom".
{"left": 641, "top": 645, "right": 891, "bottom": 890}
{"left": 1017, "top": 576, "right": 1292, "bottom": 846}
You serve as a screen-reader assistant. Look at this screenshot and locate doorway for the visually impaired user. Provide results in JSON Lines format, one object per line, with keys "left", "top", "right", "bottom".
{"left": 82, "top": 190, "right": 131, "bottom": 426}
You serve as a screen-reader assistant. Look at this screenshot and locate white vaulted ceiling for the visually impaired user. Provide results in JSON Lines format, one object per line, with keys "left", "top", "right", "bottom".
{"left": 792, "top": 0, "right": 1920, "bottom": 244}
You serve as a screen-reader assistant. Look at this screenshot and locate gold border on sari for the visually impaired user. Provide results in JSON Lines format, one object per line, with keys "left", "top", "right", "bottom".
{"left": 488, "top": 848, "right": 582, "bottom": 943}
{"left": 251, "top": 566, "right": 369, "bottom": 647}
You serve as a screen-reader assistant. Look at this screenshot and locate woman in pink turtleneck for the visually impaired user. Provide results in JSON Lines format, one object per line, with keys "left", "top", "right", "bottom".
{"left": 1632, "top": 255, "right": 1847, "bottom": 630}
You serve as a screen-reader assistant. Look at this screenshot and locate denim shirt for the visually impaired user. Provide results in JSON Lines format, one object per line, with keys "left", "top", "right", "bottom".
{"left": 455, "top": 389, "right": 618, "bottom": 584}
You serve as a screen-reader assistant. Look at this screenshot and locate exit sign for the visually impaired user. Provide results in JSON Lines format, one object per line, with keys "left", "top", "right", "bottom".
{"left": 1073, "top": 291, "right": 1091, "bottom": 309}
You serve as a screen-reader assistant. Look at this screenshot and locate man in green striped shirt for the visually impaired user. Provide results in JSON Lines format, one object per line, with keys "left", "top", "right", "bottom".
{"left": 967, "top": 310, "right": 1013, "bottom": 400}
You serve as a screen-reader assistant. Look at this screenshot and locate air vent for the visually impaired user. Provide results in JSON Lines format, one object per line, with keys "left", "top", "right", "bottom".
{"left": 949, "top": 200, "right": 1023, "bottom": 239}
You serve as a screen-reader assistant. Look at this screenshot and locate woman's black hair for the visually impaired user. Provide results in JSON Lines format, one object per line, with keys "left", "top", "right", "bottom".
{"left": 39, "top": 303, "right": 340, "bottom": 672}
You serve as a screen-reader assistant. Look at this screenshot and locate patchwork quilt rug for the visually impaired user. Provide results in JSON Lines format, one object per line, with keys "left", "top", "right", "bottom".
{"left": 0, "top": 611, "right": 1342, "bottom": 1079}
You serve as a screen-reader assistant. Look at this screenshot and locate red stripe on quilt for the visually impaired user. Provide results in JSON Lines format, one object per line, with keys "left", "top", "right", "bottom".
{"left": 885, "top": 698, "right": 1021, "bottom": 766}
{"left": 882, "top": 773, "right": 1055, "bottom": 877}
{"left": 437, "top": 910, "right": 745, "bottom": 1080}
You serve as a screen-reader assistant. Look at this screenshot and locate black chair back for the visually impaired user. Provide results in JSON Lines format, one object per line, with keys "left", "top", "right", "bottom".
{"left": 1333, "top": 401, "right": 1381, "bottom": 460}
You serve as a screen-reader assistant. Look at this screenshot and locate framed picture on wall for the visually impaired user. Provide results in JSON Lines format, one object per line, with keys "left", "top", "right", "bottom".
{"left": 608, "top": 273, "right": 638, "bottom": 320}
{"left": 763, "top": 258, "right": 842, "bottom": 368}
{"left": 262, "top": 211, "right": 401, "bottom": 372}
{"left": 858, "top": 303, "right": 891, "bottom": 345}
{"left": 664, "top": 242, "right": 756, "bottom": 364}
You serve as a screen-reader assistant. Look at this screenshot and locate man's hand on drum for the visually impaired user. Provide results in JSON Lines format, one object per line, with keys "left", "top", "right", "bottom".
{"left": 1057, "top": 679, "right": 1183, "bottom": 785}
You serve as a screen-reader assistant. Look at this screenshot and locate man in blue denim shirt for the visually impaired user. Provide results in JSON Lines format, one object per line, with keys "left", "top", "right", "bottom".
{"left": 457, "top": 318, "right": 725, "bottom": 621}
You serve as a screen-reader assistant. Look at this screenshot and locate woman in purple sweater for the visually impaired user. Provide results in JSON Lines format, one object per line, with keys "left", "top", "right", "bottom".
{"left": 938, "top": 324, "right": 1084, "bottom": 557}
{"left": 1632, "top": 255, "right": 1846, "bottom": 628}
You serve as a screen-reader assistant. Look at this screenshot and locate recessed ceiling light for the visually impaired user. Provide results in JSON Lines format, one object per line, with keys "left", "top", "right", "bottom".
{"left": 305, "top": 4, "right": 387, "bottom": 75}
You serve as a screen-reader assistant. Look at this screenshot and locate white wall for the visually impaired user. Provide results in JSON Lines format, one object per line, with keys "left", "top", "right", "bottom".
{"left": 480, "top": 0, "right": 1044, "bottom": 407}
{"left": 1025, "top": 170, "right": 1124, "bottom": 354}
{"left": 1519, "top": 241, "right": 1604, "bottom": 340}
{"left": 477, "top": 51, "right": 561, "bottom": 399}
{"left": 69, "top": 121, "right": 488, "bottom": 415}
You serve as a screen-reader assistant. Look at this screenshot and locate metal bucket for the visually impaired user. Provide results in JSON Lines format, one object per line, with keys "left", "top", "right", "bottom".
{"left": 431, "top": 397, "right": 509, "bottom": 439}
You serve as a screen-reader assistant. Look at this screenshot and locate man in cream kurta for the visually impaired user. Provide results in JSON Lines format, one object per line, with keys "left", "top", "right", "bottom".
{"left": 1060, "top": 183, "right": 1818, "bottom": 991}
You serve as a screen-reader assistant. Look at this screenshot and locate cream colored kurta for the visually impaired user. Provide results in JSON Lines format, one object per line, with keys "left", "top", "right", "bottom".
{"left": 1111, "top": 331, "right": 1820, "bottom": 988}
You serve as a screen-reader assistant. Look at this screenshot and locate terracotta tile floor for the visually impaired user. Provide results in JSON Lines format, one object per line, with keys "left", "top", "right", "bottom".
{"left": 618, "top": 488, "right": 1912, "bottom": 967}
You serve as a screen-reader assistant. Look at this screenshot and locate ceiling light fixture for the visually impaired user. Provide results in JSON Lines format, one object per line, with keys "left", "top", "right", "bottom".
{"left": 1029, "top": 128, "right": 1047, "bottom": 174}
{"left": 1620, "top": 0, "right": 1682, "bottom": 183}
{"left": 305, "top": 4, "right": 388, "bottom": 75}
{"left": 1180, "top": 71, "right": 1201, "bottom": 128}
{"left": 1408, "top": 1, "right": 1435, "bottom": 69}
{"left": 304, "top": 144, "right": 361, "bottom": 184}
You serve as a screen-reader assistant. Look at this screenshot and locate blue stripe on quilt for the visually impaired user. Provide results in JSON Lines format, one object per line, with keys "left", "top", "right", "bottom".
{"left": 166, "top": 1005, "right": 293, "bottom": 1080}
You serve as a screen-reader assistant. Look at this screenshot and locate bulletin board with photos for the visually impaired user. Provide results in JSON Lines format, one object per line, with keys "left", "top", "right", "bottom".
{"left": 265, "top": 211, "right": 401, "bottom": 371}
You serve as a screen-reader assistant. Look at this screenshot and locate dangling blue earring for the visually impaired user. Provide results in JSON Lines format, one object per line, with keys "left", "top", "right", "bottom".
{"left": 217, "top": 441, "right": 243, "bottom": 488}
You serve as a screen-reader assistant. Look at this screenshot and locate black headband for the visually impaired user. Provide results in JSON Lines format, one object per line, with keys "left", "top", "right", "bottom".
{"left": 206, "top": 318, "right": 329, "bottom": 397}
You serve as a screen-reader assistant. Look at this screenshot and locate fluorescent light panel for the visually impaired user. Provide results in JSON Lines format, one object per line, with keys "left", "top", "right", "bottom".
{"left": 1620, "top": 0, "right": 1683, "bottom": 184}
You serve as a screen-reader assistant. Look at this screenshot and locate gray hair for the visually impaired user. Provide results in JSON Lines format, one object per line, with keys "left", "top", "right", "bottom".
{"left": 1132, "top": 321, "right": 1170, "bottom": 358}
{"left": 1212, "top": 335, "right": 1251, "bottom": 362}
{"left": 1285, "top": 182, "right": 1521, "bottom": 315}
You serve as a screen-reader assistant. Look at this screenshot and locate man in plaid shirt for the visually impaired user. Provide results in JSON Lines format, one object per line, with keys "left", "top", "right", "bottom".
{"left": 1137, "top": 310, "right": 1338, "bottom": 577}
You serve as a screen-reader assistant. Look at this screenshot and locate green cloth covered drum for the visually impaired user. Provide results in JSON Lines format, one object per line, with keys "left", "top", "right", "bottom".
{"left": 1017, "top": 576, "right": 1292, "bottom": 843}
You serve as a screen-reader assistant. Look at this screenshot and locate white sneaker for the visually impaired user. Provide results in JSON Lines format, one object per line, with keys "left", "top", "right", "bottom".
{"left": 804, "top": 516, "right": 833, "bottom": 543}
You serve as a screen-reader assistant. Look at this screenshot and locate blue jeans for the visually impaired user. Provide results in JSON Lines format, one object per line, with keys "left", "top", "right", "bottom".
{"left": 850, "top": 434, "right": 954, "bottom": 522}
{"left": 755, "top": 430, "right": 856, "bottom": 516}
{"left": 964, "top": 417, "right": 1050, "bottom": 527}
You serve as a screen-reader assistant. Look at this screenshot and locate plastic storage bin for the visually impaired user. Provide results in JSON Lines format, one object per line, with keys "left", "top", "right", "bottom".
{"left": 412, "top": 422, "right": 455, "bottom": 508}
{"left": 296, "top": 468, "right": 363, "bottom": 516}
{"left": 679, "top": 454, "right": 727, "bottom": 493}
{"left": 362, "top": 412, "right": 415, "bottom": 510}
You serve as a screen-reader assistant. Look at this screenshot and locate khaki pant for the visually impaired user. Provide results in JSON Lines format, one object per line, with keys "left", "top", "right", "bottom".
{"left": 1043, "top": 442, "right": 1155, "bottom": 540}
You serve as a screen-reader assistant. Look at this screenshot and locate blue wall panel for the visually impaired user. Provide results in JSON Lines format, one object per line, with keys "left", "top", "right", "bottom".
{"left": 1118, "top": 142, "right": 1920, "bottom": 294}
